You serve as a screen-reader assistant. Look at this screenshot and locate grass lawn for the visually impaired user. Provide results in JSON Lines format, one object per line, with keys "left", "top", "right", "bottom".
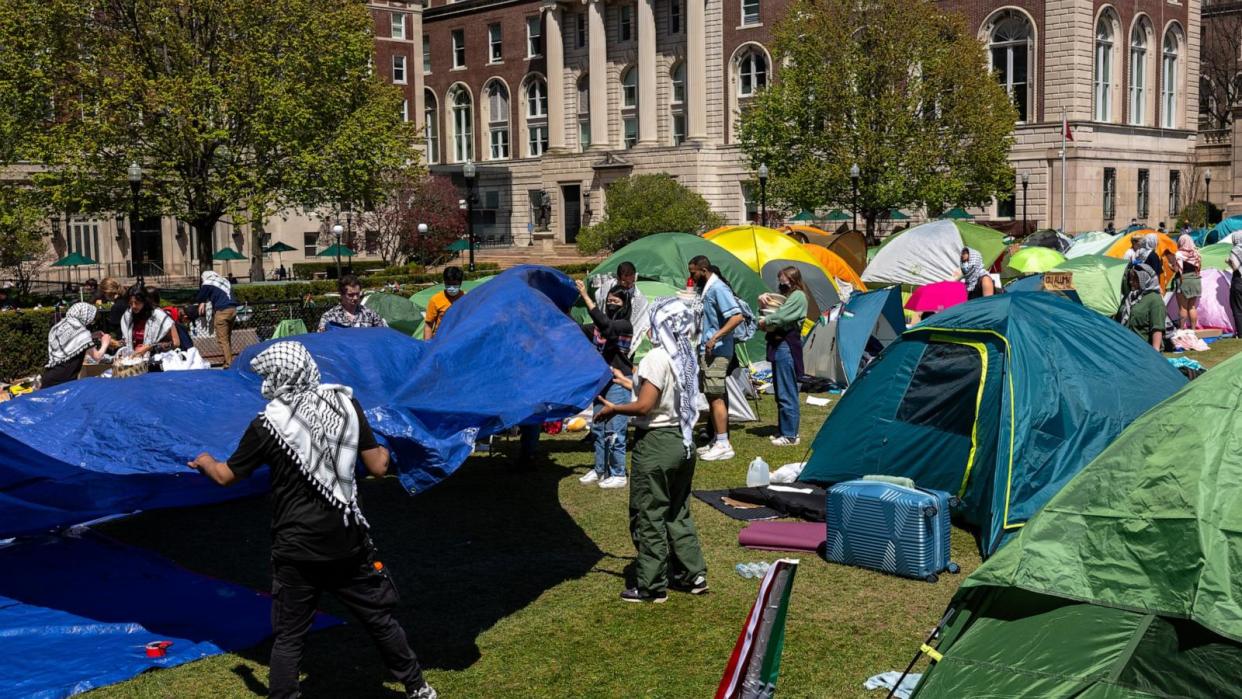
{"left": 89, "top": 340, "right": 1240, "bottom": 698}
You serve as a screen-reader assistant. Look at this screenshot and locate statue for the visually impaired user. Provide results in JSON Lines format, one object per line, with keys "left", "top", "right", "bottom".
{"left": 537, "top": 190, "right": 552, "bottom": 231}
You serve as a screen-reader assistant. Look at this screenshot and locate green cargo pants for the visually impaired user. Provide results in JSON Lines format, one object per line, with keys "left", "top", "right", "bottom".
{"left": 629, "top": 426, "right": 707, "bottom": 595}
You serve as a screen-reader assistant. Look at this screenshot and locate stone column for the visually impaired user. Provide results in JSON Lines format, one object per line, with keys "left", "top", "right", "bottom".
{"left": 687, "top": 0, "right": 706, "bottom": 140}
{"left": 1228, "top": 103, "right": 1242, "bottom": 218}
{"left": 410, "top": 3, "right": 425, "bottom": 134}
{"left": 543, "top": 1, "right": 566, "bottom": 151}
{"left": 588, "top": 0, "right": 609, "bottom": 148}
{"left": 637, "top": 0, "right": 657, "bottom": 145}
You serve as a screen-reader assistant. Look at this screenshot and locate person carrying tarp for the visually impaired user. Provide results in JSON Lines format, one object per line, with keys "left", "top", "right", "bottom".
{"left": 1117, "top": 263, "right": 1167, "bottom": 352}
{"left": 187, "top": 342, "right": 437, "bottom": 699}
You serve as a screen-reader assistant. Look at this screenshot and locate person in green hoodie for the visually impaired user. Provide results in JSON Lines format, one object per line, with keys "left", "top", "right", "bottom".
{"left": 758, "top": 267, "right": 809, "bottom": 446}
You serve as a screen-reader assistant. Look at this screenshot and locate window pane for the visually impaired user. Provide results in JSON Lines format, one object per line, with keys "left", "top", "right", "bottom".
{"left": 624, "top": 117, "right": 637, "bottom": 148}
{"left": 742, "top": 0, "right": 759, "bottom": 25}
{"left": 992, "top": 47, "right": 1008, "bottom": 84}
{"left": 423, "top": 36, "right": 431, "bottom": 72}
{"left": 392, "top": 13, "right": 405, "bottom": 39}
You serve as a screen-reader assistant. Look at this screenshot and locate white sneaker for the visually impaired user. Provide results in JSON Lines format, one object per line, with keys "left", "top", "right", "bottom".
{"left": 598, "top": 476, "right": 628, "bottom": 489}
{"left": 770, "top": 436, "right": 801, "bottom": 447}
{"left": 579, "top": 470, "right": 601, "bottom": 484}
{"left": 696, "top": 444, "right": 713, "bottom": 456}
{"left": 699, "top": 442, "right": 735, "bottom": 461}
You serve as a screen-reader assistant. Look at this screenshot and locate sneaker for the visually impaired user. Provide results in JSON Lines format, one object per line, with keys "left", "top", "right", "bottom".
{"left": 620, "top": 587, "right": 668, "bottom": 603}
{"left": 699, "top": 442, "right": 735, "bottom": 461}
{"left": 696, "top": 444, "right": 713, "bottom": 456}
{"left": 670, "top": 574, "right": 710, "bottom": 595}
{"left": 579, "top": 470, "right": 601, "bottom": 484}
{"left": 598, "top": 476, "right": 628, "bottom": 489}
{"left": 770, "top": 436, "right": 801, "bottom": 447}
{"left": 407, "top": 684, "right": 438, "bottom": 699}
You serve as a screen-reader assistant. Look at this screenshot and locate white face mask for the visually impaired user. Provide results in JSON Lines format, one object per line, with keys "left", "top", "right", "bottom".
{"left": 445, "top": 285, "right": 461, "bottom": 296}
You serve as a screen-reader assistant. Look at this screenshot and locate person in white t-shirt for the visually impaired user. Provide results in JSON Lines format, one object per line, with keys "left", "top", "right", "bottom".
{"left": 596, "top": 297, "right": 708, "bottom": 604}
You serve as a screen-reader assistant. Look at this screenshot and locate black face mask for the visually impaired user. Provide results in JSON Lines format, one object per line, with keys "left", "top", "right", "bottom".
{"left": 778, "top": 282, "right": 791, "bottom": 294}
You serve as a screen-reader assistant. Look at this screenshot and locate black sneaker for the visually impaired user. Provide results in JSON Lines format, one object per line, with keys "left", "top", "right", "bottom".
{"left": 620, "top": 587, "right": 668, "bottom": 603}
{"left": 670, "top": 574, "right": 710, "bottom": 595}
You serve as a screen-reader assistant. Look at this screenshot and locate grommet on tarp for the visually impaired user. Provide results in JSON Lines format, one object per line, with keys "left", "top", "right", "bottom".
{"left": 145, "top": 641, "right": 173, "bottom": 658}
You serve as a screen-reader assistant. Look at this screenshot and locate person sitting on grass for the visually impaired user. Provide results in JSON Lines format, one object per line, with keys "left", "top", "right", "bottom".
{"left": 596, "top": 297, "right": 708, "bottom": 603}
{"left": 318, "top": 274, "right": 388, "bottom": 331}
{"left": 188, "top": 341, "right": 436, "bottom": 699}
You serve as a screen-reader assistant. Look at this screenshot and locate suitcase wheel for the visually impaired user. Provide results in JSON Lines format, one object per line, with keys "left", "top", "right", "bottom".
{"left": 948, "top": 496, "right": 961, "bottom": 508}
{"left": 923, "top": 505, "right": 938, "bottom": 518}
{"left": 947, "top": 562, "right": 961, "bottom": 574}
{"left": 925, "top": 573, "right": 939, "bottom": 583}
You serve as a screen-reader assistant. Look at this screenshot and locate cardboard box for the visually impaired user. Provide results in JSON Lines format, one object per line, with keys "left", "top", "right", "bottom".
{"left": 1042, "top": 271, "right": 1074, "bottom": 291}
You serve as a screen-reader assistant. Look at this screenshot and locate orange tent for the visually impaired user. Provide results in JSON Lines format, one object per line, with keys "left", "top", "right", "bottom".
{"left": 801, "top": 244, "right": 867, "bottom": 292}
{"left": 1103, "top": 230, "right": 1178, "bottom": 291}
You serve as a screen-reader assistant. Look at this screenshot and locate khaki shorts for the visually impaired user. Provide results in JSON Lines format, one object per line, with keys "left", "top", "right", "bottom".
{"left": 701, "top": 354, "right": 731, "bottom": 398}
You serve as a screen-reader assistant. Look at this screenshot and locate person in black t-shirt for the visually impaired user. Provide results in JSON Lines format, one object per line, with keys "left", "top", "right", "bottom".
{"left": 188, "top": 341, "right": 436, "bottom": 699}
{"left": 41, "top": 302, "right": 111, "bottom": 388}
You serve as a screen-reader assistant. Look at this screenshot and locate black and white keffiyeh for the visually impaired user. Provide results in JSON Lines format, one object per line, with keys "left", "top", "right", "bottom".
{"left": 46, "top": 302, "right": 96, "bottom": 367}
{"left": 251, "top": 341, "right": 366, "bottom": 527}
{"left": 121, "top": 307, "right": 174, "bottom": 350}
{"left": 647, "top": 297, "right": 700, "bottom": 453}
{"left": 960, "top": 248, "right": 985, "bottom": 291}
{"left": 201, "top": 270, "right": 232, "bottom": 297}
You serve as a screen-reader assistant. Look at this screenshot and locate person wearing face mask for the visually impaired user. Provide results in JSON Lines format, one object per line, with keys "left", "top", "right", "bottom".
{"left": 318, "top": 275, "right": 388, "bottom": 332}
{"left": 576, "top": 277, "right": 635, "bottom": 488}
{"left": 757, "top": 267, "right": 808, "bottom": 446}
{"left": 423, "top": 266, "right": 465, "bottom": 340}
{"left": 955, "top": 247, "right": 995, "bottom": 300}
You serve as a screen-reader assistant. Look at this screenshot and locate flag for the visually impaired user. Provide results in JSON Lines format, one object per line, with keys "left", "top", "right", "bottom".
{"left": 716, "top": 559, "right": 800, "bottom": 699}
{"left": 1062, "top": 115, "right": 1074, "bottom": 142}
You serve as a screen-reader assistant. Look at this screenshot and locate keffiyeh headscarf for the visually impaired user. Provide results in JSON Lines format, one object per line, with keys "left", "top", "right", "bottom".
{"left": 1230, "top": 233, "right": 1242, "bottom": 272}
{"left": 251, "top": 341, "right": 366, "bottom": 527}
{"left": 1118, "top": 263, "right": 1161, "bottom": 325}
{"left": 1176, "top": 234, "right": 1201, "bottom": 272}
{"left": 593, "top": 274, "right": 650, "bottom": 353}
{"left": 960, "top": 248, "right": 985, "bottom": 291}
{"left": 201, "top": 270, "right": 231, "bottom": 297}
{"left": 121, "top": 307, "right": 173, "bottom": 350}
{"left": 647, "top": 297, "right": 700, "bottom": 454}
{"left": 46, "top": 302, "right": 96, "bottom": 367}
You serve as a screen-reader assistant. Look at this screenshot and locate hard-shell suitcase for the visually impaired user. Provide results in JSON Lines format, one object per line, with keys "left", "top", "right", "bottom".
{"left": 824, "top": 479, "right": 959, "bottom": 582}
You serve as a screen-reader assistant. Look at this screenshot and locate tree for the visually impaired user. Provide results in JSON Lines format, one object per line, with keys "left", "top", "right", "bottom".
{"left": 577, "top": 174, "right": 725, "bottom": 254}
{"left": 354, "top": 172, "right": 465, "bottom": 267}
{"left": 1200, "top": 8, "right": 1242, "bottom": 131}
{"left": 23, "top": 0, "right": 419, "bottom": 275}
{"left": 0, "top": 188, "right": 52, "bottom": 296}
{"left": 737, "top": 0, "right": 1017, "bottom": 241}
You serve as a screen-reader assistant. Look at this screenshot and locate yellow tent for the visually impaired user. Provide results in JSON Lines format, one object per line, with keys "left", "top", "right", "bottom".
{"left": 1103, "top": 229, "right": 1178, "bottom": 291}
{"left": 704, "top": 225, "right": 842, "bottom": 318}
{"left": 801, "top": 243, "right": 867, "bottom": 292}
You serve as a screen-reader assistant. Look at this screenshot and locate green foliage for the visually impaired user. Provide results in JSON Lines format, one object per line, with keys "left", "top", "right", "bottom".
{"left": 737, "top": 0, "right": 1017, "bottom": 238}
{"left": 0, "top": 308, "right": 55, "bottom": 381}
{"left": 0, "top": 186, "right": 52, "bottom": 294}
{"left": 1176, "top": 201, "right": 1222, "bottom": 230}
{"left": 576, "top": 174, "right": 724, "bottom": 254}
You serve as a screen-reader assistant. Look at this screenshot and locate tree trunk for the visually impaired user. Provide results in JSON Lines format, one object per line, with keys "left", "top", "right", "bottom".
{"left": 249, "top": 212, "right": 266, "bottom": 282}
{"left": 865, "top": 214, "right": 877, "bottom": 246}
{"left": 193, "top": 217, "right": 220, "bottom": 275}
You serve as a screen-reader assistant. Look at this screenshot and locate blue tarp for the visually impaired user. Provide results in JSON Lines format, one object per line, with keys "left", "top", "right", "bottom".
{"left": 0, "top": 266, "right": 610, "bottom": 539}
{"left": 837, "top": 288, "right": 905, "bottom": 385}
{"left": 0, "top": 532, "right": 338, "bottom": 698}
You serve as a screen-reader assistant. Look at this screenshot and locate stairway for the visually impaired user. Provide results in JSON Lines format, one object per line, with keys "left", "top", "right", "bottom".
{"left": 472, "top": 244, "right": 606, "bottom": 270}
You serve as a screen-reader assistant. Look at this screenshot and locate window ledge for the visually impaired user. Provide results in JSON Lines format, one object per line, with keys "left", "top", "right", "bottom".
{"left": 527, "top": 54, "right": 543, "bottom": 60}
{"left": 394, "top": 79, "right": 409, "bottom": 85}
{"left": 451, "top": 66, "right": 468, "bottom": 71}
{"left": 738, "top": 22, "right": 763, "bottom": 29}
{"left": 488, "top": 59, "right": 505, "bottom": 65}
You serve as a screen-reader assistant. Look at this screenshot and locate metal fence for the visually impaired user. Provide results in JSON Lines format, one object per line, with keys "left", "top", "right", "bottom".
{"left": 232, "top": 300, "right": 328, "bottom": 341}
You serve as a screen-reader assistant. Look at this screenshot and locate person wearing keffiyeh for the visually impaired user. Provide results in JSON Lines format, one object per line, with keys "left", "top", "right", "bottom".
{"left": 596, "top": 297, "right": 708, "bottom": 603}
{"left": 188, "top": 342, "right": 437, "bottom": 699}
{"left": 1116, "top": 263, "right": 1168, "bottom": 351}
{"left": 196, "top": 270, "right": 239, "bottom": 367}
{"left": 575, "top": 276, "right": 635, "bottom": 488}
{"left": 1174, "top": 233, "right": 1202, "bottom": 330}
{"left": 956, "top": 247, "right": 995, "bottom": 299}
{"left": 40, "top": 302, "right": 110, "bottom": 388}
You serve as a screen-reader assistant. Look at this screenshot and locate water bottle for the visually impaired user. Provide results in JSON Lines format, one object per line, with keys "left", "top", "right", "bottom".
{"left": 748, "top": 562, "right": 770, "bottom": 578}
{"left": 746, "top": 457, "right": 771, "bottom": 487}
{"left": 735, "top": 563, "right": 754, "bottom": 579}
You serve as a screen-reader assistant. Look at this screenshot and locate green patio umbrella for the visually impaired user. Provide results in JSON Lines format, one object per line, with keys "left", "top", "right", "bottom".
{"left": 263, "top": 241, "right": 297, "bottom": 275}
{"left": 788, "top": 209, "right": 817, "bottom": 223}
{"left": 886, "top": 209, "right": 910, "bottom": 220}
{"left": 52, "top": 251, "right": 98, "bottom": 286}
{"left": 824, "top": 209, "right": 851, "bottom": 222}
{"left": 942, "top": 206, "right": 975, "bottom": 220}
{"left": 213, "top": 247, "right": 246, "bottom": 278}
{"left": 316, "top": 243, "right": 356, "bottom": 258}
{"left": 446, "top": 239, "right": 470, "bottom": 252}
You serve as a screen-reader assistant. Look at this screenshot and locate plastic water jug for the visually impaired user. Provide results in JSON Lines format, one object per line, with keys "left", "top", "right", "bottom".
{"left": 746, "top": 457, "right": 771, "bottom": 487}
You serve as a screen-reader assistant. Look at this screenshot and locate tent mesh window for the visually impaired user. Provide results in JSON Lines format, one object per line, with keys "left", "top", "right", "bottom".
{"left": 895, "top": 342, "right": 982, "bottom": 436}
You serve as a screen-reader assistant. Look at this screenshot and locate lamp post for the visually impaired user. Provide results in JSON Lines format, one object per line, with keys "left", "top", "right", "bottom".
{"left": 127, "top": 162, "right": 143, "bottom": 287}
{"left": 462, "top": 160, "right": 477, "bottom": 272}
{"left": 1021, "top": 172, "right": 1030, "bottom": 236}
{"left": 331, "top": 223, "right": 344, "bottom": 279}
{"left": 757, "top": 163, "right": 768, "bottom": 227}
{"left": 1205, "top": 169, "right": 1213, "bottom": 225}
{"left": 849, "top": 162, "right": 860, "bottom": 237}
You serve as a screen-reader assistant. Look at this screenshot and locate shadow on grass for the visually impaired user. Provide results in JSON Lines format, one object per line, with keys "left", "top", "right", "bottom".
{"left": 99, "top": 449, "right": 606, "bottom": 696}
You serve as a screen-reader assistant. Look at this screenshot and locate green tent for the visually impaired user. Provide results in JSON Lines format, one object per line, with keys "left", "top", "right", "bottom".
{"left": 362, "top": 292, "right": 424, "bottom": 337}
{"left": 800, "top": 293, "right": 1185, "bottom": 557}
{"left": 864, "top": 219, "right": 1006, "bottom": 287}
{"left": 588, "top": 233, "right": 770, "bottom": 355}
{"left": 913, "top": 352, "right": 1242, "bottom": 698}
{"left": 1199, "top": 241, "right": 1232, "bottom": 271}
{"left": 1051, "top": 254, "right": 1128, "bottom": 316}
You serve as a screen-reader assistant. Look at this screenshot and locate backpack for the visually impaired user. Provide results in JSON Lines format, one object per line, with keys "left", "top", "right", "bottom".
{"left": 731, "top": 294, "right": 757, "bottom": 343}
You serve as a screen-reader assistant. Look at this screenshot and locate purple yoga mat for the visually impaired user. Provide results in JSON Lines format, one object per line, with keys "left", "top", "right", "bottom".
{"left": 738, "top": 521, "right": 827, "bottom": 552}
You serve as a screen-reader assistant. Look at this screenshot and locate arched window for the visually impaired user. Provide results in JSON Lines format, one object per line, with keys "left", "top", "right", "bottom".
{"left": 1094, "top": 14, "right": 1115, "bottom": 122}
{"left": 525, "top": 77, "right": 549, "bottom": 157}
{"left": 621, "top": 67, "right": 638, "bottom": 148}
{"left": 738, "top": 49, "right": 768, "bottom": 97}
{"left": 988, "top": 12, "right": 1032, "bottom": 122}
{"left": 577, "top": 75, "right": 590, "bottom": 151}
{"left": 670, "top": 62, "right": 686, "bottom": 145}
{"left": 449, "top": 85, "right": 473, "bottom": 163}
{"left": 1128, "top": 19, "right": 1151, "bottom": 126}
{"left": 1162, "top": 29, "right": 1180, "bottom": 128}
{"left": 424, "top": 89, "right": 439, "bottom": 164}
{"left": 485, "top": 81, "right": 510, "bottom": 160}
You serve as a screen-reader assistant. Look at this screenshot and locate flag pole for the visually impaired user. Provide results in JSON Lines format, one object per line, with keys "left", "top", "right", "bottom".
{"left": 1060, "top": 108, "right": 1067, "bottom": 234}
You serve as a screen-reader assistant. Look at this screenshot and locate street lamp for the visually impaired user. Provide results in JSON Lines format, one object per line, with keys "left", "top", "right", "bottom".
{"left": 849, "top": 163, "right": 860, "bottom": 237}
{"left": 417, "top": 223, "right": 428, "bottom": 236}
{"left": 1021, "top": 172, "right": 1030, "bottom": 236}
{"left": 757, "top": 163, "right": 769, "bottom": 227}
{"left": 1205, "top": 169, "right": 1213, "bottom": 225}
{"left": 462, "top": 160, "right": 477, "bottom": 272}
{"left": 331, "top": 223, "right": 344, "bottom": 279}
{"left": 127, "top": 162, "right": 143, "bottom": 286}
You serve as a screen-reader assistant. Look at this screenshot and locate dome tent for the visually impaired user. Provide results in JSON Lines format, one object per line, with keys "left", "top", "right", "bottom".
{"left": 704, "top": 225, "right": 842, "bottom": 321}
{"left": 862, "top": 220, "right": 1006, "bottom": 287}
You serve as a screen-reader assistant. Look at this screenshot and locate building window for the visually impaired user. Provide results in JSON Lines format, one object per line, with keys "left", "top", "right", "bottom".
{"left": 527, "top": 16, "right": 542, "bottom": 57}
{"left": 391, "top": 12, "right": 406, "bottom": 40}
{"left": 1138, "top": 169, "right": 1150, "bottom": 219}
{"left": 1162, "top": 31, "right": 1179, "bottom": 129}
{"left": 423, "top": 35, "right": 431, "bottom": 73}
{"left": 392, "top": 55, "right": 407, "bottom": 84}
{"left": 672, "top": 62, "right": 685, "bottom": 104}
{"left": 1103, "top": 167, "right": 1116, "bottom": 221}
{"left": 424, "top": 90, "right": 439, "bottom": 164}
{"left": 621, "top": 66, "right": 638, "bottom": 148}
{"left": 670, "top": 0, "right": 682, "bottom": 34}
{"left": 623, "top": 117, "right": 638, "bottom": 149}
{"left": 1129, "top": 21, "right": 1149, "bottom": 126}
{"left": 304, "top": 232, "right": 318, "bottom": 258}
{"left": 528, "top": 124, "right": 549, "bottom": 157}
{"left": 988, "top": 12, "right": 1031, "bottom": 123}
{"left": 997, "top": 193, "right": 1015, "bottom": 219}
{"left": 672, "top": 113, "right": 686, "bottom": 145}
{"left": 578, "top": 75, "right": 591, "bottom": 151}
{"left": 526, "top": 77, "right": 548, "bottom": 157}
{"left": 741, "top": 0, "right": 760, "bottom": 26}
{"left": 1169, "top": 170, "right": 1181, "bottom": 216}
{"left": 68, "top": 220, "right": 101, "bottom": 262}
{"left": 619, "top": 5, "right": 633, "bottom": 42}
{"left": 671, "top": 62, "right": 686, "bottom": 145}
{"left": 576, "top": 13, "right": 587, "bottom": 48}
{"left": 452, "top": 29, "right": 466, "bottom": 69}
{"left": 1094, "top": 15, "right": 1114, "bottom": 122}
{"left": 738, "top": 49, "right": 767, "bottom": 97}
{"left": 450, "top": 86, "right": 474, "bottom": 162}
{"left": 489, "top": 24, "right": 503, "bottom": 63}
{"left": 486, "top": 81, "right": 510, "bottom": 160}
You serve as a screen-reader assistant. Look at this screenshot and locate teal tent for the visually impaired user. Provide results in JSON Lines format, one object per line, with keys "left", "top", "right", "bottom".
{"left": 801, "top": 287, "right": 905, "bottom": 385}
{"left": 1206, "top": 215, "right": 1242, "bottom": 244}
{"left": 913, "top": 352, "right": 1242, "bottom": 698}
{"left": 800, "top": 293, "right": 1185, "bottom": 557}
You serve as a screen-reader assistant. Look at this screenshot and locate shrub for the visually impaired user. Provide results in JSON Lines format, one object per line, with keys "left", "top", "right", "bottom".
{"left": 0, "top": 308, "right": 56, "bottom": 381}
{"left": 576, "top": 173, "right": 725, "bottom": 254}
{"left": 289, "top": 260, "right": 389, "bottom": 279}
{"left": 1175, "top": 201, "right": 1223, "bottom": 231}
